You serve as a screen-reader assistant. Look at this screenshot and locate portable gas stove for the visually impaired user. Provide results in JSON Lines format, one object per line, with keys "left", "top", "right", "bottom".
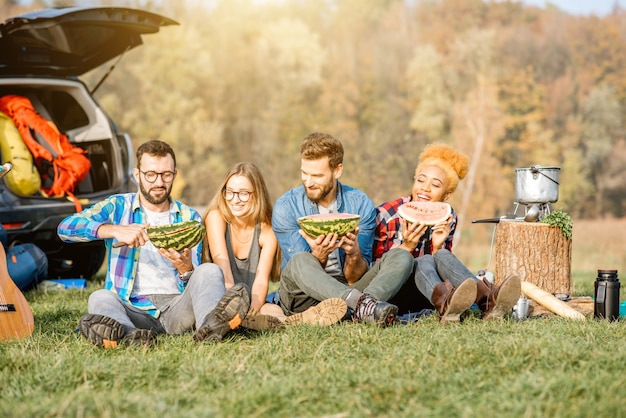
{"left": 472, "top": 165, "right": 560, "bottom": 224}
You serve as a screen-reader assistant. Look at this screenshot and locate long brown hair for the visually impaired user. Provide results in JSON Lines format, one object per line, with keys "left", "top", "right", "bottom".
{"left": 201, "top": 162, "right": 281, "bottom": 280}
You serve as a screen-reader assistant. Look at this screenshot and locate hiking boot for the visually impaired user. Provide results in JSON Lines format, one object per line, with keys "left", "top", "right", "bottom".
{"left": 353, "top": 294, "right": 398, "bottom": 327}
{"left": 432, "top": 279, "right": 477, "bottom": 324}
{"left": 284, "top": 298, "right": 348, "bottom": 326}
{"left": 477, "top": 274, "right": 521, "bottom": 321}
{"left": 79, "top": 314, "right": 124, "bottom": 349}
{"left": 241, "top": 314, "right": 284, "bottom": 331}
{"left": 120, "top": 329, "right": 157, "bottom": 347}
{"left": 194, "top": 283, "right": 251, "bottom": 343}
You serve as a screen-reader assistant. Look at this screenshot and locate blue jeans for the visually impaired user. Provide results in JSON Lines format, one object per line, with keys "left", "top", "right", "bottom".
{"left": 413, "top": 249, "right": 476, "bottom": 304}
{"left": 278, "top": 248, "right": 413, "bottom": 315}
{"left": 87, "top": 263, "right": 226, "bottom": 335}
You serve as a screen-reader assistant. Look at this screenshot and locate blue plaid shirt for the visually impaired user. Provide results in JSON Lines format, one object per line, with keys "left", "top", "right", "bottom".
{"left": 57, "top": 193, "right": 202, "bottom": 317}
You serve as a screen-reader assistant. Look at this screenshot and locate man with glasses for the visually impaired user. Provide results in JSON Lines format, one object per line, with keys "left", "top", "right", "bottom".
{"left": 58, "top": 140, "right": 250, "bottom": 348}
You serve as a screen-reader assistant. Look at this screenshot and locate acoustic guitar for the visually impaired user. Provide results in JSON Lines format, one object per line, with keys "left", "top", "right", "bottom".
{"left": 0, "top": 163, "right": 34, "bottom": 341}
{"left": 0, "top": 241, "right": 34, "bottom": 341}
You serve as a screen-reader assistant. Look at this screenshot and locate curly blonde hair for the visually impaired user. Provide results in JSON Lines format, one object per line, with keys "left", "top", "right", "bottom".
{"left": 415, "top": 143, "right": 469, "bottom": 193}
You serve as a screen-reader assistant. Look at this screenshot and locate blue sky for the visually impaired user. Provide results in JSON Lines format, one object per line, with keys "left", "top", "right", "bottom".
{"left": 519, "top": 0, "right": 625, "bottom": 16}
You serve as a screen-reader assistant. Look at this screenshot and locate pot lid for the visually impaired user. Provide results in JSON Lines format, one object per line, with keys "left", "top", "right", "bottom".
{"left": 0, "top": 6, "right": 179, "bottom": 76}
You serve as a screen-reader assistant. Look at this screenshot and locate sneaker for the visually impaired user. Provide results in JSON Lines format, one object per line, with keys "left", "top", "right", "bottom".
{"left": 120, "top": 329, "right": 157, "bottom": 347}
{"left": 194, "top": 283, "right": 251, "bottom": 343}
{"left": 241, "top": 314, "right": 284, "bottom": 331}
{"left": 354, "top": 294, "right": 398, "bottom": 327}
{"left": 79, "top": 314, "right": 124, "bottom": 349}
{"left": 284, "top": 298, "right": 347, "bottom": 326}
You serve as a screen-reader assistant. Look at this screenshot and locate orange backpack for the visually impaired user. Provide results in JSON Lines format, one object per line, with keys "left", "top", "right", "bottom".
{"left": 0, "top": 95, "right": 91, "bottom": 211}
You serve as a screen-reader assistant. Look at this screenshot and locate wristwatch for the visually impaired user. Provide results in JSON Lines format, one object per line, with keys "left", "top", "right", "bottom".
{"left": 178, "top": 268, "right": 194, "bottom": 281}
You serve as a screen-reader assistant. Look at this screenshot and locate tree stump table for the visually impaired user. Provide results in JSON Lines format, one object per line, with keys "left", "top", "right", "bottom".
{"left": 494, "top": 220, "right": 572, "bottom": 295}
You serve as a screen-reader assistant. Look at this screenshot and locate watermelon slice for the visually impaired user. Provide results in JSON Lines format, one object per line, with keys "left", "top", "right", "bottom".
{"left": 297, "top": 213, "right": 360, "bottom": 238}
{"left": 397, "top": 202, "right": 451, "bottom": 225}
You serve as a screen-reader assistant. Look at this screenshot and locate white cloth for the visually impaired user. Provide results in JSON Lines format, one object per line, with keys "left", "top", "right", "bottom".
{"left": 132, "top": 208, "right": 179, "bottom": 296}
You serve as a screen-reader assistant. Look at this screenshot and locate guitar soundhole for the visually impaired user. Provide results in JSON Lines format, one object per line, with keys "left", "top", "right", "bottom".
{"left": 0, "top": 304, "right": 16, "bottom": 312}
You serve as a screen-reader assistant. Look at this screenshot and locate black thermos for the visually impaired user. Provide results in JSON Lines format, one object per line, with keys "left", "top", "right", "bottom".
{"left": 594, "top": 269, "right": 620, "bottom": 321}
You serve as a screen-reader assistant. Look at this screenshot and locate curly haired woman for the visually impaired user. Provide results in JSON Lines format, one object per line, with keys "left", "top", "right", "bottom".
{"left": 374, "top": 144, "right": 520, "bottom": 323}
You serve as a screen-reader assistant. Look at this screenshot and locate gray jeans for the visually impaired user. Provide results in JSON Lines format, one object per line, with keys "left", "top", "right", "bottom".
{"left": 279, "top": 247, "right": 414, "bottom": 315}
{"left": 413, "top": 249, "right": 476, "bottom": 304}
{"left": 87, "top": 263, "right": 226, "bottom": 335}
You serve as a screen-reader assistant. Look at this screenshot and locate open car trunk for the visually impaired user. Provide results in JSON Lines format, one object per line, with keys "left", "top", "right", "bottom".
{"left": 0, "top": 7, "right": 178, "bottom": 279}
{"left": 0, "top": 79, "right": 127, "bottom": 197}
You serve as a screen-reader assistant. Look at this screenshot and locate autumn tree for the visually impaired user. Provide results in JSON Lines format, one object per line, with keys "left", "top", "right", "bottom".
{"left": 30, "top": 0, "right": 624, "bottom": 218}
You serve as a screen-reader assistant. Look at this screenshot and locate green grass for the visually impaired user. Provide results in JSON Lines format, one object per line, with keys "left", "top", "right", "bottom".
{"left": 2, "top": 274, "right": 626, "bottom": 418}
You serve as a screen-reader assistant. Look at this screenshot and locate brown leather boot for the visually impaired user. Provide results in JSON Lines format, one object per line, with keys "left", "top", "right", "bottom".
{"left": 476, "top": 274, "right": 521, "bottom": 320}
{"left": 432, "top": 279, "right": 477, "bottom": 324}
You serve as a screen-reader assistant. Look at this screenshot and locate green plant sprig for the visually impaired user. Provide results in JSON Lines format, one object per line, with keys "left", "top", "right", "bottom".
{"left": 541, "top": 209, "right": 573, "bottom": 240}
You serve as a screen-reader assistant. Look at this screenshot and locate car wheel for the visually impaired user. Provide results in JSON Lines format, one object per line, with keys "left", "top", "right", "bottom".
{"left": 46, "top": 241, "right": 106, "bottom": 280}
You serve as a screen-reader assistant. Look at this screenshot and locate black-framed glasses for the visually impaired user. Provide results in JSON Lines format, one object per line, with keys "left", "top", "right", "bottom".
{"left": 222, "top": 189, "right": 253, "bottom": 202}
{"left": 140, "top": 170, "right": 176, "bottom": 183}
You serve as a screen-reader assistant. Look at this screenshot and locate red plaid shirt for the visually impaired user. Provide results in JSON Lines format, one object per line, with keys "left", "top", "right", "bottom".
{"left": 373, "top": 196, "right": 457, "bottom": 262}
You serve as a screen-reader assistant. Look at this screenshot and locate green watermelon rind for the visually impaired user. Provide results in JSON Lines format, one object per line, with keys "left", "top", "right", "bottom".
{"left": 147, "top": 220, "right": 206, "bottom": 251}
{"left": 297, "top": 214, "right": 360, "bottom": 238}
{"left": 397, "top": 202, "right": 451, "bottom": 226}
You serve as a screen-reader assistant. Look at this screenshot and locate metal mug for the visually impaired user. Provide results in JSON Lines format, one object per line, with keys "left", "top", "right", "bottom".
{"left": 512, "top": 297, "right": 529, "bottom": 320}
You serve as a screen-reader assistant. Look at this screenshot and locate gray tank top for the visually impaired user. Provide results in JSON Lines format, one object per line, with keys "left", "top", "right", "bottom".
{"left": 225, "top": 223, "right": 261, "bottom": 290}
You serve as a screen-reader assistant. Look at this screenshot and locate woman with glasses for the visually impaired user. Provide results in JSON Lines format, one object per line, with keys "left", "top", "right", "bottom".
{"left": 202, "top": 162, "right": 283, "bottom": 330}
{"left": 202, "top": 162, "right": 346, "bottom": 330}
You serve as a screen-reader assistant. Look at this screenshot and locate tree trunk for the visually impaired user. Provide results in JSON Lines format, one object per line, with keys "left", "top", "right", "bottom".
{"left": 494, "top": 220, "right": 572, "bottom": 295}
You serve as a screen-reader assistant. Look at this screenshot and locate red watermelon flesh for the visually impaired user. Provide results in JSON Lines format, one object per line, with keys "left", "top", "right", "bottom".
{"left": 397, "top": 202, "right": 451, "bottom": 225}
{"left": 297, "top": 213, "right": 360, "bottom": 238}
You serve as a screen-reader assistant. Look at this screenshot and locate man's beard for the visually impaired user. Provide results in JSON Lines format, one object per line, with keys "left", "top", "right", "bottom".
{"left": 139, "top": 181, "right": 171, "bottom": 205}
{"left": 305, "top": 181, "right": 334, "bottom": 203}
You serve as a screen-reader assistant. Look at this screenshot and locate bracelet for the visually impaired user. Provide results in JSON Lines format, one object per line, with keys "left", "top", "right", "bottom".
{"left": 178, "top": 268, "right": 194, "bottom": 281}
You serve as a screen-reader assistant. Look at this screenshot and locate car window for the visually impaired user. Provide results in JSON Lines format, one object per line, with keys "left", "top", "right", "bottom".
{"left": 36, "top": 90, "right": 89, "bottom": 132}
{"left": 0, "top": 87, "right": 89, "bottom": 132}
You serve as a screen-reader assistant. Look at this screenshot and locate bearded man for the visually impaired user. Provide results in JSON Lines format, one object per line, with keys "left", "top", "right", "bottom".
{"left": 271, "top": 132, "right": 414, "bottom": 327}
{"left": 58, "top": 140, "right": 249, "bottom": 348}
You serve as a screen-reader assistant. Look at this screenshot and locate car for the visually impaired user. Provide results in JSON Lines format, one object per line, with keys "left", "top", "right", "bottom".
{"left": 0, "top": 6, "right": 179, "bottom": 279}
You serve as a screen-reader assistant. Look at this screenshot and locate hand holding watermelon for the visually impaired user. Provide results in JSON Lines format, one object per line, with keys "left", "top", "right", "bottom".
{"left": 429, "top": 217, "right": 452, "bottom": 250}
{"left": 157, "top": 246, "right": 193, "bottom": 275}
{"left": 399, "top": 217, "right": 429, "bottom": 251}
{"left": 301, "top": 229, "right": 344, "bottom": 262}
{"left": 337, "top": 229, "right": 361, "bottom": 257}
{"left": 397, "top": 202, "right": 452, "bottom": 252}
{"left": 107, "top": 223, "right": 150, "bottom": 248}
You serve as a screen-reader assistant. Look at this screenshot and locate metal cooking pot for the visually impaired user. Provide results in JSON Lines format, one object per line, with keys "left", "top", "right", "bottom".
{"left": 514, "top": 166, "right": 560, "bottom": 204}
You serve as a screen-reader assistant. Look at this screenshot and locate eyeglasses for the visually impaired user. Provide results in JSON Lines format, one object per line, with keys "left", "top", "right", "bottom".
{"left": 222, "top": 189, "right": 253, "bottom": 202}
{"left": 140, "top": 170, "right": 176, "bottom": 183}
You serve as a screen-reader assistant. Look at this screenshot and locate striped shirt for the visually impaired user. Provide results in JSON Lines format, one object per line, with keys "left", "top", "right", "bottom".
{"left": 373, "top": 196, "right": 457, "bottom": 263}
{"left": 57, "top": 193, "right": 202, "bottom": 317}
